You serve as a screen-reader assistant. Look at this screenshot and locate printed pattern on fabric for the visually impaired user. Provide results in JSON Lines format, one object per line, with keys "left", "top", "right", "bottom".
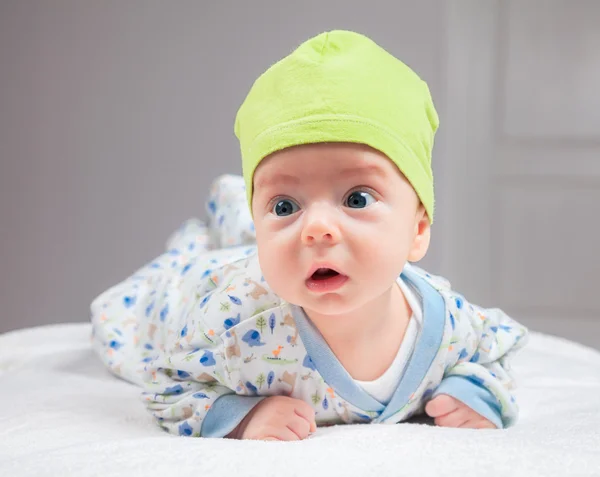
{"left": 90, "top": 175, "right": 528, "bottom": 437}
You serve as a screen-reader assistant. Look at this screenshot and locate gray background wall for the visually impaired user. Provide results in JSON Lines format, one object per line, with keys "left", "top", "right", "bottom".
{"left": 1, "top": 0, "right": 599, "bottom": 349}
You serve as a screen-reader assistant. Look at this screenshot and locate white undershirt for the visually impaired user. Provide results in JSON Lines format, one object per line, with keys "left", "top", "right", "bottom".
{"left": 354, "top": 277, "right": 423, "bottom": 404}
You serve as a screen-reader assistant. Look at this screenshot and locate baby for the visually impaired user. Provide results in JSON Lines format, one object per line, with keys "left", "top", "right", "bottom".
{"left": 90, "top": 30, "right": 528, "bottom": 440}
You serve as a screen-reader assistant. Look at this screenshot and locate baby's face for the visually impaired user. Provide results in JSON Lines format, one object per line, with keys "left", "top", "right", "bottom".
{"left": 251, "top": 143, "right": 429, "bottom": 316}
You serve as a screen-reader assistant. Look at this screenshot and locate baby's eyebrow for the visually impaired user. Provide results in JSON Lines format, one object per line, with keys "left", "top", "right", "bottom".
{"left": 339, "top": 163, "right": 387, "bottom": 180}
{"left": 254, "top": 173, "right": 300, "bottom": 189}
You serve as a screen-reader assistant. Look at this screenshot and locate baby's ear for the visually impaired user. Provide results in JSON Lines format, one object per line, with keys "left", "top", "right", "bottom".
{"left": 407, "top": 205, "right": 431, "bottom": 262}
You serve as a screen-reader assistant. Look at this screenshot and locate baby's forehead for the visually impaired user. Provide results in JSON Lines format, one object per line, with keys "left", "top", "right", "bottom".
{"left": 254, "top": 142, "right": 399, "bottom": 183}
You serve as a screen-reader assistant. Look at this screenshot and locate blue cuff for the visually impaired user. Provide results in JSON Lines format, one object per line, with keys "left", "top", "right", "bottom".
{"left": 201, "top": 394, "right": 266, "bottom": 438}
{"left": 432, "top": 376, "right": 503, "bottom": 429}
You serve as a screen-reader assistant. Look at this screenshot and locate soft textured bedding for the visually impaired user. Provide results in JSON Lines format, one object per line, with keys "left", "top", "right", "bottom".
{"left": 0, "top": 323, "right": 598, "bottom": 477}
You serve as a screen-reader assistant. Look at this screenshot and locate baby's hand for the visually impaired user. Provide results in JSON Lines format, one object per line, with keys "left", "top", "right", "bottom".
{"left": 425, "top": 394, "right": 496, "bottom": 429}
{"left": 229, "top": 396, "right": 317, "bottom": 441}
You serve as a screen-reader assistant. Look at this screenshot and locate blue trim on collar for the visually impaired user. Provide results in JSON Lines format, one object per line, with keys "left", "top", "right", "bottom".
{"left": 291, "top": 266, "right": 446, "bottom": 418}
{"left": 375, "top": 267, "right": 446, "bottom": 421}
{"left": 290, "top": 307, "right": 385, "bottom": 413}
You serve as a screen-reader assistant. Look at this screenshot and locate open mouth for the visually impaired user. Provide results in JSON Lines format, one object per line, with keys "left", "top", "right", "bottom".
{"left": 305, "top": 266, "right": 348, "bottom": 293}
{"left": 311, "top": 268, "right": 341, "bottom": 280}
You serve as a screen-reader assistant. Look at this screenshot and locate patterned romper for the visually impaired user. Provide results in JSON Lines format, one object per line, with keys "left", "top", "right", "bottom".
{"left": 91, "top": 175, "right": 529, "bottom": 437}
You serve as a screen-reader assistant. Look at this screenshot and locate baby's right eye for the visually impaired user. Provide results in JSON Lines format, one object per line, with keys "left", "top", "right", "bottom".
{"left": 272, "top": 199, "right": 300, "bottom": 217}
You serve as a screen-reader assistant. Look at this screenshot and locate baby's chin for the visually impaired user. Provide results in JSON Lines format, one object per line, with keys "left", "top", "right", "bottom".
{"left": 283, "top": 292, "right": 364, "bottom": 317}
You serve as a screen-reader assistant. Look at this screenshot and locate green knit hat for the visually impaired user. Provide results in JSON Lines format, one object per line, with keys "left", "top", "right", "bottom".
{"left": 234, "top": 30, "right": 439, "bottom": 222}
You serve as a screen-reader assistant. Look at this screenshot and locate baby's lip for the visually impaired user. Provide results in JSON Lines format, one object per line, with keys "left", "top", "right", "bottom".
{"left": 305, "top": 264, "right": 346, "bottom": 280}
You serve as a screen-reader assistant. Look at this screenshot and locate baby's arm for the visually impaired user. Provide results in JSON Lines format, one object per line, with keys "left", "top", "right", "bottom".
{"left": 143, "top": 349, "right": 315, "bottom": 440}
{"left": 434, "top": 301, "right": 528, "bottom": 429}
{"left": 142, "top": 344, "right": 266, "bottom": 438}
{"left": 415, "top": 269, "right": 529, "bottom": 428}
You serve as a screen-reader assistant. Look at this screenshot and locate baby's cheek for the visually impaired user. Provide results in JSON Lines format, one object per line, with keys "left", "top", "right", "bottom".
{"left": 359, "top": 238, "right": 405, "bottom": 281}
{"left": 257, "top": 244, "right": 295, "bottom": 299}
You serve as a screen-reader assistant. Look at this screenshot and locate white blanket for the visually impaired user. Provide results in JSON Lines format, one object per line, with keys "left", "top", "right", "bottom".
{"left": 0, "top": 323, "right": 598, "bottom": 477}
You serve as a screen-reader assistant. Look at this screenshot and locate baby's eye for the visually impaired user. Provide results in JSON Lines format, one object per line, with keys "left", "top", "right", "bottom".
{"left": 345, "top": 191, "right": 376, "bottom": 209}
{"left": 272, "top": 199, "right": 300, "bottom": 217}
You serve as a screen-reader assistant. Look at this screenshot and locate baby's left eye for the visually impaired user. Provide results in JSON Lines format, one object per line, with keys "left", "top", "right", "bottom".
{"left": 345, "top": 191, "right": 376, "bottom": 209}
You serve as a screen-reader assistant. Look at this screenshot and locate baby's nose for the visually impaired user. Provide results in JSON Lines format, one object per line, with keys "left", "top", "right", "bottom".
{"left": 301, "top": 207, "right": 341, "bottom": 246}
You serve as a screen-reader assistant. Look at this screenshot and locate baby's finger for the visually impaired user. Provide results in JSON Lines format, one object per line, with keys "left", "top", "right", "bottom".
{"left": 460, "top": 418, "right": 497, "bottom": 429}
{"left": 261, "top": 426, "right": 300, "bottom": 442}
{"left": 286, "top": 415, "right": 311, "bottom": 440}
{"left": 425, "top": 394, "right": 460, "bottom": 418}
{"left": 434, "top": 406, "right": 471, "bottom": 428}
{"left": 278, "top": 426, "right": 302, "bottom": 441}
{"left": 294, "top": 401, "right": 317, "bottom": 433}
